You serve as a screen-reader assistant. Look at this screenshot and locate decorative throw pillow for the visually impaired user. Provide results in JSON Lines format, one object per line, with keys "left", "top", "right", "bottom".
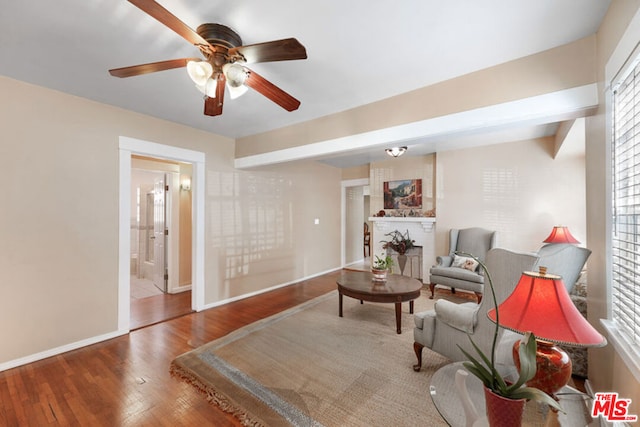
{"left": 452, "top": 255, "right": 479, "bottom": 272}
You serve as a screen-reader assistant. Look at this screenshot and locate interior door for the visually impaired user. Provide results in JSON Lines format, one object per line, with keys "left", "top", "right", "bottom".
{"left": 153, "top": 175, "right": 167, "bottom": 292}
{"left": 345, "top": 186, "right": 365, "bottom": 264}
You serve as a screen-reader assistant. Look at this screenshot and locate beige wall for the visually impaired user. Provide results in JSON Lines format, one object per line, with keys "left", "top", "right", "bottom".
{"left": 369, "top": 155, "right": 436, "bottom": 216}
{"left": 363, "top": 138, "right": 586, "bottom": 258}
{"left": 205, "top": 159, "right": 341, "bottom": 300}
{"left": 179, "top": 163, "right": 193, "bottom": 287}
{"left": 436, "top": 137, "right": 586, "bottom": 254}
{"left": 341, "top": 164, "right": 369, "bottom": 181}
{"left": 0, "top": 76, "right": 341, "bottom": 366}
{"left": 236, "top": 36, "right": 596, "bottom": 158}
{"left": 586, "top": 0, "right": 640, "bottom": 413}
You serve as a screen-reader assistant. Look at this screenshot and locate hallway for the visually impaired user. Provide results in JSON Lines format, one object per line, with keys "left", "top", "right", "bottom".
{"left": 130, "top": 278, "right": 192, "bottom": 330}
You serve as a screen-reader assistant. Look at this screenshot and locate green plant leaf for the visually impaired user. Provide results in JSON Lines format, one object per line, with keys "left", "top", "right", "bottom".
{"left": 509, "top": 387, "right": 564, "bottom": 413}
{"left": 506, "top": 332, "right": 538, "bottom": 392}
{"left": 466, "top": 337, "right": 492, "bottom": 369}
{"left": 461, "top": 361, "right": 493, "bottom": 388}
{"left": 466, "top": 336, "right": 508, "bottom": 391}
{"left": 458, "top": 344, "right": 488, "bottom": 372}
{"left": 518, "top": 332, "right": 538, "bottom": 383}
{"left": 459, "top": 339, "right": 509, "bottom": 392}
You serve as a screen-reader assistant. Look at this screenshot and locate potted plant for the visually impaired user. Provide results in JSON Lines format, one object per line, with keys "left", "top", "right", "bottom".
{"left": 381, "top": 229, "right": 415, "bottom": 274}
{"left": 381, "top": 229, "right": 415, "bottom": 255}
{"left": 457, "top": 253, "right": 562, "bottom": 426}
{"left": 371, "top": 254, "right": 394, "bottom": 281}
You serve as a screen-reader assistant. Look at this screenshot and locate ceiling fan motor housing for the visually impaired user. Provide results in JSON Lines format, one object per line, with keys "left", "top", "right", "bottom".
{"left": 197, "top": 24, "right": 242, "bottom": 50}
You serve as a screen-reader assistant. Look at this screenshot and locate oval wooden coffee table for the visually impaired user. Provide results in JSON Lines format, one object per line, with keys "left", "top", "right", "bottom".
{"left": 336, "top": 270, "right": 423, "bottom": 334}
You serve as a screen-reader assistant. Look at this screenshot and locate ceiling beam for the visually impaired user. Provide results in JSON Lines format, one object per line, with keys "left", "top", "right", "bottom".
{"left": 235, "top": 84, "right": 598, "bottom": 169}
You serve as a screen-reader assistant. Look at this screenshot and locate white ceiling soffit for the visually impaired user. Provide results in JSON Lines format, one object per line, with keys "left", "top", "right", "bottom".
{"left": 234, "top": 84, "right": 598, "bottom": 169}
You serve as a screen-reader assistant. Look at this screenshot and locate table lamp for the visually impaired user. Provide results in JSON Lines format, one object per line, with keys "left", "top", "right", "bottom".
{"left": 487, "top": 267, "right": 606, "bottom": 398}
{"left": 543, "top": 226, "right": 580, "bottom": 244}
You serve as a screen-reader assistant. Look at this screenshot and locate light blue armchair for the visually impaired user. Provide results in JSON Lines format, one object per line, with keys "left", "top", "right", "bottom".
{"left": 535, "top": 243, "right": 591, "bottom": 293}
{"left": 414, "top": 248, "right": 537, "bottom": 373}
{"left": 428, "top": 227, "right": 499, "bottom": 302}
{"left": 413, "top": 244, "right": 591, "bottom": 375}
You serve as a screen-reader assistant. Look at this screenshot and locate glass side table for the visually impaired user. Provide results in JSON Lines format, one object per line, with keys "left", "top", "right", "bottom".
{"left": 429, "top": 362, "right": 598, "bottom": 427}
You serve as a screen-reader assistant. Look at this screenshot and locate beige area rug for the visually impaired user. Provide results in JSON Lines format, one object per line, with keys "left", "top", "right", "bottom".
{"left": 171, "top": 287, "right": 474, "bottom": 427}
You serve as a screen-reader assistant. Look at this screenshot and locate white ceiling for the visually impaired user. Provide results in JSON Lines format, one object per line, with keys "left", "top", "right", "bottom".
{"left": 0, "top": 1, "right": 610, "bottom": 167}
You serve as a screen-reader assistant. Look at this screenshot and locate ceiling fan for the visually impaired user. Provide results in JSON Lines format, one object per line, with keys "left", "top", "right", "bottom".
{"left": 109, "top": 0, "right": 307, "bottom": 117}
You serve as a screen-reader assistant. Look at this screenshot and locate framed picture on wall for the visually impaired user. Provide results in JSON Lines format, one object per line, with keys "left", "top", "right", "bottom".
{"left": 383, "top": 179, "right": 422, "bottom": 209}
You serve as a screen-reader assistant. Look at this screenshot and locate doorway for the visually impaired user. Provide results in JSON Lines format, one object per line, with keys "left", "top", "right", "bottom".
{"left": 341, "top": 178, "right": 370, "bottom": 270}
{"left": 118, "top": 137, "right": 205, "bottom": 333}
{"left": 129, "top": 158, "right": 192, "bottom": 328}
{"left": 130, "top": 169, "right": 166, "bottom": 297}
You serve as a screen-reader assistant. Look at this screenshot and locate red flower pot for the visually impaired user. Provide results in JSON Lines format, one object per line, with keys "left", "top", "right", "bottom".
{"left": 484, "top": 386, "right": 526, "bottom": 427}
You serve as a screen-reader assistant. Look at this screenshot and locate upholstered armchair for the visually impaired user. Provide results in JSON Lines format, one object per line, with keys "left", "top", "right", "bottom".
{"left": 413, "top": 248, "right": 538, "bottom": 375}
{"left": 413, "top": 244, "right": 591, "bottom": 376}
{"left": 428, "top": 228, "right": 498, "bottom": 302}
{"left": 535, "top": 243, "right": 591, "bottom": 293}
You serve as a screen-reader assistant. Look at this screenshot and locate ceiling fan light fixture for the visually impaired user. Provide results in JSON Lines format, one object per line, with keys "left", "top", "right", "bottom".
{"left": 227, "top": 84, "right": 249, "bottom": 99}
{"left": 385, "top": 146, "right": 408, "bottom": 157}
{"left": 223, "top": 63, "right": 248, "bottom": 87}
{"left": 186, "top": 60, "right": 213, "bottom": 86}
{"left": 223, "top": 63, "right": 249, "bottom": 99}
{"left": 195, "top": 77, "right": 218, "bottom": 98}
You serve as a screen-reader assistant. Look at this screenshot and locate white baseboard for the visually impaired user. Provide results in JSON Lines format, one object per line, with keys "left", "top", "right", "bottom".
{"left": 0, "top": 329, "right": 128, "bottom": 372}
{"left": 168, "top": 284, "right": 192, "bottom": 294}
{"left": 1, "top": 267, "right": 343, "bottom": 372}
{"left": 199, "top": 266, "right": 342, "bottom": 311}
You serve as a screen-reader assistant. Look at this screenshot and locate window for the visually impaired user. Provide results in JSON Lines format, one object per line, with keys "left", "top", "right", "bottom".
{"left": 611, "top": 61, "right": 640, "bottom": 351}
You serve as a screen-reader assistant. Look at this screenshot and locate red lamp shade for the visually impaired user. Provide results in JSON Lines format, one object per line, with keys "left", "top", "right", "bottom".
{"left": 488, "top": 269, "right": 606, "bottom": 397}
{"left": 488, "top": 270, "right": 605, "bottom": 347}
{"left": 543, "top": 226, "right": 580, "bottom": 244}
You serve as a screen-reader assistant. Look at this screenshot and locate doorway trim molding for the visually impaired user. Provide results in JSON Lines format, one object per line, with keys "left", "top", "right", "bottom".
{"left": 119, "top": 136, "right": 205, "bottom": 332}
{"left": 341, "top": 178, "right": 369, "bottom": 267}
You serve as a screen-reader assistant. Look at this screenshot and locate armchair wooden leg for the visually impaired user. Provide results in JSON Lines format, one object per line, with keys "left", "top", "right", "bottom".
{"left": 413, "top": 342, "right": 424, "bottom": 371}
{"left": 475, "top": 292, "right": 482, "bottom": 303}
{"left": 429, "top": 283, "right": 435, "bottom": 299}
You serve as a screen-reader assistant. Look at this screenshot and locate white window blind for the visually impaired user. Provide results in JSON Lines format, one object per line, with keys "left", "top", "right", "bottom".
{"left": 612, "top": 62, "right": 640, "bottom": 348}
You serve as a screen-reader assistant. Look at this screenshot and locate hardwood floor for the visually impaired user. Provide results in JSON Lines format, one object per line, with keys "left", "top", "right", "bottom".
{"left": 0, "top": 270, "right": 587, "bottom": 426}
{"left": 0, "top": 271, "right": 339, "bottom": 426}
{"left": 130, "top": 290, "right": 193, "bottom": 330}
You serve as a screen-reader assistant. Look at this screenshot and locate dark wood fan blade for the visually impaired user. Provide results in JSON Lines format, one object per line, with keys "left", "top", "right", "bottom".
{"left": 229, "top": 38, "right": 307, "bottom": 63}
{"left": 128, "top": 0, "right": 214, "bottom": 52}
{"left": 244, "top": 68, "right": 300, "bottom": 111}
{"left": 109, "top": 58, "right": 200, "bottom": 77}
{"left": 204, "top": 75, "right": 225, "bottom": 116}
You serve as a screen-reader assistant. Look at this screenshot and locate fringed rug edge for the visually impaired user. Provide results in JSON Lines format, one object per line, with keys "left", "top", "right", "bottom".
{"left": 169, "top": 359, "right": 265, "bottom": 427}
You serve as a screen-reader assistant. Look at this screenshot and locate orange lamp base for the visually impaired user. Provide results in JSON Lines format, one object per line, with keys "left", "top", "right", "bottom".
{"left": 513, "top": 339, "right": 572, "bottom": 397}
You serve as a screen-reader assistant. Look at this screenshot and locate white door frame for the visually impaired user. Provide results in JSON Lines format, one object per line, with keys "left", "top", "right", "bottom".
{"left": 341, "top": 178, "right": 369, "bottom": 267}
{"left": 118, "top": 136, "right": 205, "bottom": 332}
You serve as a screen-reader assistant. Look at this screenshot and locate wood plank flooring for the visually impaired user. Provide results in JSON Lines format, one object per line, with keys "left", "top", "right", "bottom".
{"left": 0, "top": 271, "right": 339, "bottom": 426}
{"left": 0, "top": 269, "right": 587, "bottom": 426}
{"left": 130, "top": 290, "right": 193, "bottom": 330}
